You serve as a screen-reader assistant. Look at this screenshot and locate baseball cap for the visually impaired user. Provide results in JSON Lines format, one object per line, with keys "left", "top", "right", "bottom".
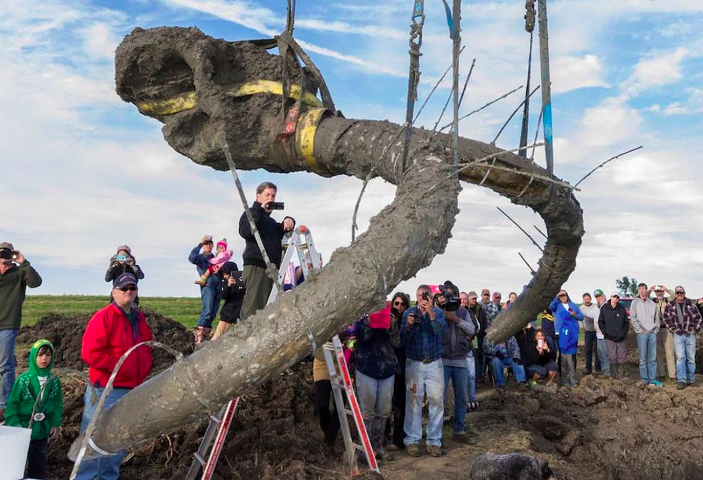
{"left": 0, "top": 242, "right": 14, "bottom": 251}
{"left": 594, "top": 289, "right": 604, "bottom": 297}
{"left": 113, "top": 273, "right": 138, "bottom": 289}
{"left": 481, "top": 289, "right": 490, "bottom": 296}
{"left": 493, "top": 292, "right": 502, "bottom": 298}
{"left": 675, "top": 286, "right": 685, "bottom": 294}
{"left": 610, "top": 292, "right": 620, "bottom": 298}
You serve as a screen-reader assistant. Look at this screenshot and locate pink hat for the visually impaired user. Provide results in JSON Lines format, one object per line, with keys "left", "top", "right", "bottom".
{"left": 216, "top": 238, "right": 228, "bottom": 249}
{"left": 116, "top": 245, "right": 131, "bottom": 255}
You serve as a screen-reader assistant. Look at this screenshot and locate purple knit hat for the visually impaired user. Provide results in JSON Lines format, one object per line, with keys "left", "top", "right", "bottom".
{"left": 116, "top": 245, "right": 132, "bottom": 255}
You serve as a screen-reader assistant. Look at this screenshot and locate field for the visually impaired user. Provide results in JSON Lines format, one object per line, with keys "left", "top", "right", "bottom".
{"left": 23, "top": 295, "right": 203, "bottom": 328}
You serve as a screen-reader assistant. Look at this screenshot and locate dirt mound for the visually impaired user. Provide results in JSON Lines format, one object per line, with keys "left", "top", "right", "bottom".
{"left": 18, "top": 308, "right": 194, "bottom": 373}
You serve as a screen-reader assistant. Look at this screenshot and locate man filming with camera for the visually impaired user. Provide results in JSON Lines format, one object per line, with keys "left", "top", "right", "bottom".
{"left": 0, "top": 242, "right": 42, "bottom": 415}
{"left": 438, "top": 281, "right": 478, "bottom": 445}
{"left": 401, "top": 285, "right": 446, "bottom": 457}
{"left": 239, "top": 182, "right": 295, "bottom": 320}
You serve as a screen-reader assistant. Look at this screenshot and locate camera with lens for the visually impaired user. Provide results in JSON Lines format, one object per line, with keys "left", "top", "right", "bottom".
{"left": 0, "top": 249, "right": 17, "bottom": 261}
{"left": 266, "top": 202, "right": 285, "bottom": 210}
{"left": 434, "top": 281, "right": 460, "bottom": 312}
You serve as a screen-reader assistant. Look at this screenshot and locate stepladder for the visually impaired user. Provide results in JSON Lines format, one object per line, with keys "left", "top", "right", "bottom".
{"left": 187, "top": 226, "right": 322, "bottom": 479}
{"left": 323, "top": 335, "right": 380, "bottom": 476}
{"left": 185, "top": 398, "right": 240, "bottom": 480}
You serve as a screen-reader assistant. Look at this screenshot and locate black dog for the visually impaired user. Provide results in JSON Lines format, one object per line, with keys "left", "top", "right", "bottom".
{"left": 470, "top": 452, "right": 557, "bottom": 480}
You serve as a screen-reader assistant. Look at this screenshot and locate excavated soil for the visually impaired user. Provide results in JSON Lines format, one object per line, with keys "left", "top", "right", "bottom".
{"left": 14, "top": 314, "right": 703, "bottom": 479}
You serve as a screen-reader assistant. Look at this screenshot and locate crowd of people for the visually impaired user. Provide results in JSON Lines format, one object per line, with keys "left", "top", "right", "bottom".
{"left": 2, "top": 179, "right": 703, "bottom": 475}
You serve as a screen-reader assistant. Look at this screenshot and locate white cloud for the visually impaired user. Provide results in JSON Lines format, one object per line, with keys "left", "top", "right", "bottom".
{"left": 552, "top": 55, "right": 610, "bottom": 93}
{"left": 623, "top": 47, "right": 689, "bottom": 96}
{"left": 579, "top": 96, "right": 643, "bottom": 148}
{"left": 79, "top": 22, "right": 120, "bottom": 60}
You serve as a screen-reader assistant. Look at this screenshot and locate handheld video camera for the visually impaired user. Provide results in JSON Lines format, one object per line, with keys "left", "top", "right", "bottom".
{"left": 0, "top": 249, "right": 18, "bottom": 261}
{"left": 266, "top": 202, "right": 285, "bottom": 210}
{"left": 434, "top": 281, "right": 460, "bottom": 312}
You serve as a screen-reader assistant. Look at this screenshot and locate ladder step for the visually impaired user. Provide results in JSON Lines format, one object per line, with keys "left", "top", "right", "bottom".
{"left": 343, "top": 409, "right": 354, "bottom": 416}
{"left": 209, "top": 414, "right": 222, "bottom": 424}
{"left": 193, "top": 453, "right": 207, "bottom": 465}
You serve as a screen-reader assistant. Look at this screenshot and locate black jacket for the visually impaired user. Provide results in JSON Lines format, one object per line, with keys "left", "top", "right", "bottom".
{"left": 220, "top": 264, "right": 245, "bottom": 323}
{"left": 525, "top": 335, "right": 556, "bottom": 367}
{"left": 238, "top": 202, "right": 294, "bottom": 269}
{"left": 598, "top": 302, "right": 629, "bottom": 342}
{"left": 355, "top": 317, "right": 398, "bottom": 380}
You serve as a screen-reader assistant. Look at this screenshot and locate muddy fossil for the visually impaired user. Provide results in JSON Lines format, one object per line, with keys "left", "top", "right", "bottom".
{"left": 70, "top": 26, "right": 583, "bottom": 457}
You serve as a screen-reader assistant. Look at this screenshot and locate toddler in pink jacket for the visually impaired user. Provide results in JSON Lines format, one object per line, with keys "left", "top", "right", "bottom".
{"left": 195, "top": 239, "right": 233, "bottom": 285}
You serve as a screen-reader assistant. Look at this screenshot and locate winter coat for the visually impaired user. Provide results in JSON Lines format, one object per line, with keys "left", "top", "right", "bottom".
{"left": 82, "top": 303, "right": 153, "bottom": 389}
{"left": 355, "top": 316, "right": 398, "bottom": 380}
{"left": 549, "top": 297, "right": 584, "bottom": 335}
{"left": 540, "top": 311, "right": 556, "bottom": 339}
{"left": 514, "top": 327, "right": 535, "bottom": 364}
{"left": 629, "top": 296, "right": 660, "bottom": 334}
{"left": 525, "top": 335, "right": 557, "bottom": 367}
{"left": 5, "top": 339, "right": 62, "bottom": 440}
{"left": 0, "top": 261, "right": 42, "bottom": 330}
{"left": 559, "top": 317, "right": 579, "bottom": 355}
{"left": 239, "top": 201, "right": 295, "bottom": 269}
{"left": 663, "top": 298, "right": 703, "bottom": 336}
{"left": 598, "top": 302, "right": 629, "bottom": 342}
{"left": 105, "top": 258, "right": 144, "bottom": 283}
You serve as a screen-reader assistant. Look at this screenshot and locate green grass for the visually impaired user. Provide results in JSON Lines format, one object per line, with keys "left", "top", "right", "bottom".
{"left": 23, "top": 295, "right": 203, "bottom": 328}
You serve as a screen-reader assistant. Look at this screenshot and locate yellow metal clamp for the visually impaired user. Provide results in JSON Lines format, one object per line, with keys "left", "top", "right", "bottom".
{"left": 295, "top": 108, "right": 327, "bottom": 173}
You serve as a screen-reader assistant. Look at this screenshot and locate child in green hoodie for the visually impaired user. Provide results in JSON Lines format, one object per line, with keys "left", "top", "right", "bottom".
{"left": 5, "top": 339, "right": 63, "bottom": 479}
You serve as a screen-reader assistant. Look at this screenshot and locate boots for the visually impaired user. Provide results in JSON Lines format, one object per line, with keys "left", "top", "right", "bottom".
{"left": 195, "top": 270, "right": 211, "bottom": 285}
{"left": 372, "top": 418, "right": 394, "bottom": 461}
{"left": 611, "top": 363, "right": 619, "bottom": 379}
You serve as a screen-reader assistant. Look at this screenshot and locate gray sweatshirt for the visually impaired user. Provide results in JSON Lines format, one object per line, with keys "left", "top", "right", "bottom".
{"left": 630, "top": 296, "right": 660, "bottom": 334}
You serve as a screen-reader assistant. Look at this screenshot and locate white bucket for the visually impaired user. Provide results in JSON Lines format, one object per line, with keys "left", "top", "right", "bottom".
{"left": 0, "top": 425, "right": 32, "bottom": 480}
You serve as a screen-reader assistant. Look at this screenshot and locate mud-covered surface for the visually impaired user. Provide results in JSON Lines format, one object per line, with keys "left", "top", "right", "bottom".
{"left": 13, "top": 312, "right": 703, "bottom": 479}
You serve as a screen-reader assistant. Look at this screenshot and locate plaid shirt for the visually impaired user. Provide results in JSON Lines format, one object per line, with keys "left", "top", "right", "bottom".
{"left": 483, "top": 336, "right": 521, "bottom": 359}
{"left": 663, "top": 298, "right": 703, "bottom": 335}
{"left": 401, "top": 307, "right": 446, "bottom": 361}
{"left": 482, "top": 301, "right": 501, "bottom": 328}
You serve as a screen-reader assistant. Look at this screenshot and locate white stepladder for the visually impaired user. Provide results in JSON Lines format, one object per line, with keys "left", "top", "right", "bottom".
{"left": 187, "top": 226, "right": 322, "bottom": 479}
{"left": 323, "top": 335, "right": 380, "bottom": 476}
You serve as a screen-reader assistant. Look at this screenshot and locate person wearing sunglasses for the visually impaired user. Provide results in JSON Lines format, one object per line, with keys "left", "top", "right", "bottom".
{"left": 0, "top": 241, "right": 42, "bottom": 415}
{"left": 386, "top": 292, "right": 410, "bottom": 452}
{"left": 662, "top": 286, "right": 703, "bottom": 390}
{"left": 77, "top": 273, "right": 153, "bottom": 479}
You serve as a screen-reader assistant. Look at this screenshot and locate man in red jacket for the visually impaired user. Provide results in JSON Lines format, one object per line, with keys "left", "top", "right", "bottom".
{"left": 75, "top": 273, "right": 152, "bottom": 480}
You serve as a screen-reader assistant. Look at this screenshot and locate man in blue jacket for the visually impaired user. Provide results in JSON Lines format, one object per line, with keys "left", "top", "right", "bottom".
{"left": 189, "top": 236, "right": 222, "bottom": 344}
{"left": 549, "top": 290, "right": 583, "bottom": 386}
{"left": 401, "top": 285, "right": 446, "bottom": 458}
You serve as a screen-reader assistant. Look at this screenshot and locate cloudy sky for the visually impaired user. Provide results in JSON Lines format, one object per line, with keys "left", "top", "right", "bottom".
{"left": 2, "top": 0, "right": 703, "bottom": 301}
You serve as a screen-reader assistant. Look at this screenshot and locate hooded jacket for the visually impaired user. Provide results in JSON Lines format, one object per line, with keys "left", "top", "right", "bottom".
{"left": 354, "top": 316, "right": 398, "bottom": 380}
{"left": 82, "top": 303, "right": 153, "bottom": 389}
{"left": 598, "top": 301, "right": 629, "bottom": 342}
{"left": 629, "top": 296, "right": 660, "bottom": 334}
{"left": 559, "top": 316, "right": 580, "bottom": 355}
{"left": 0, "top": 261, "right": 42, "bottom": 330}
{"left": 549, "top": 297, "right": 584, "bottom": 335}
{"left": 5, "top": 339, "right": 63, "bottom": 440}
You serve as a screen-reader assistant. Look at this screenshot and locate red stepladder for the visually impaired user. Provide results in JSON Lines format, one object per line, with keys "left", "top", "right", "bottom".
{"left": 323, "top": 335, "right": 380, "bottom": 476}
{"left": 185, "top": 398, "right": 240, "bottom": 480}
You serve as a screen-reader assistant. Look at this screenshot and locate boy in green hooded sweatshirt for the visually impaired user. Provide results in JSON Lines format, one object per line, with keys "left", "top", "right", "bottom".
{"left": 5, "top": 339, "right": 63, "bottom": 479}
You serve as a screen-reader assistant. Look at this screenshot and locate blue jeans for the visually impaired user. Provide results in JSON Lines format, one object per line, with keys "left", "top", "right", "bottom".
{"left": 443, "top": 364, "right": 468, "bottom": 434}
{"left": 637, "top": 332, "right": 658, "bottom": 383}
{"left": 356, "top": 370, "right": 394, "bottom": 450}
{"left": 674, "top": 334, "right": 696, "bottom": 384}
{"left": 0, "top": 328, "right": 19, "bottom": 409}
{"left": 584, "top": 330, "right": 601, "bottom": 372}
{"left": 75, "top": 387, "right": 131, "bottom": 480}
{"left": 467, "top": 355, "right": 477, "bottom": 402}
{"left": 404, "top": 358, "right": 444, "bottom": 447}
{"left": 597, "top": 339, "right": 610, "bottom": 375}
{"left": 197, "top": 285, "right": 222, "bottom": 328}
{"left": 491, "top": 356, "right": 526, "bottom": 387}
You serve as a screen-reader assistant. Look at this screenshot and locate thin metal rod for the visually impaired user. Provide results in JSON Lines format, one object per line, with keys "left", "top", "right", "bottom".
{"left": 537, "top": 0, "right": 554, "bottom": 175}
{"left": 575, "top": 146, "right": 643, "bottom": 187}
{"left": 492, "top": 85, "right": 540, "bottom": 145}
{"left": 534, "top": 225, "right": 548, "bottom": 239}
{"left": 497, "top": 206, "right": 544, "bottom": 252}
{"left": 414, "top": 46, "right": 466, "bottom": 124}
{"left": 519, "top": 252, "right": 537, "bottom": 275}
{"left": 519, "top": 31, "right": 534, "bottom": 158}
{"left": 439, "top": 85, "right": 522, "bottom": 133}
{"left": 220, "top": 133, "right": 281, "bottom": 291}
{"left": 457, "top": 58, "right": 476, "bottom": 110}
